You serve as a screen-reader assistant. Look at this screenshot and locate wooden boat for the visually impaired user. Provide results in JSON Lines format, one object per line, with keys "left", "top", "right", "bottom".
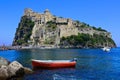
{"left": 31, "top": 58, "right": 77, "bottom": 69}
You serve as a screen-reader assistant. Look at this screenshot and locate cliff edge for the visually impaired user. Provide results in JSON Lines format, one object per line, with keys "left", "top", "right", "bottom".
{"left": 12, "top": 8, "right": 116, "bottom": 48}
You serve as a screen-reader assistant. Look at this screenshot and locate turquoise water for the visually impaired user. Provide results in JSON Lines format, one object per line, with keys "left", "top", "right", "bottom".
{"left": 0, "top": 48, "right": 120, "bottom": 80}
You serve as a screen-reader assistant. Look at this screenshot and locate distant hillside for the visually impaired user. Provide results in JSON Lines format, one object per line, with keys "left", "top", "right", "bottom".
{"left": 12, "top": 8, "right": 116, "bottom": 48}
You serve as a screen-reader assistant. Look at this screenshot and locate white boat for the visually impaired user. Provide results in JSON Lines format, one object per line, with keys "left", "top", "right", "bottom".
{"left": 102, "top": 47, "right": 111, "bottom": 52}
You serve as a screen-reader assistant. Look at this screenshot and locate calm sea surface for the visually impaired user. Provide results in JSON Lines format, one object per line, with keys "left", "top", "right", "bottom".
{"left": 0, "top": 47, "right": 120, "bottom": 80}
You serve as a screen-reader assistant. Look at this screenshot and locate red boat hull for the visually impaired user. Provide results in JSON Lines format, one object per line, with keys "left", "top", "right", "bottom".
{"left": 32, "top": 60, "right": 76, "bottom": 69}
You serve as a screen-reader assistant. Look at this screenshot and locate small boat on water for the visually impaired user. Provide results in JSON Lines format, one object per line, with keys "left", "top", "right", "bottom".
{"left": 102, "top": 47, "right": 111, "bottom": 52}
{"left": 31, "top": 58, "right": 77, "bottom": 69}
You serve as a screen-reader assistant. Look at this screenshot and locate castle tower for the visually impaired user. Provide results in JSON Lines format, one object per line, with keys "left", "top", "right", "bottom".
{"left": 24, "top": 8, "right": 33, "bottom": 16}
{"left": 67, "top": 19, "right": 73, "bottom": 27}
{"left": 44, "top": 9, "right": 50, "bottom": 14}
{"left": 44, "top": 9, "right": 53, "bottom": 23}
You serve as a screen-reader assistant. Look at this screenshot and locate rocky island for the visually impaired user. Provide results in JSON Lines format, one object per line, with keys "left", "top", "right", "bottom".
{"left": 12, "top": 8, "right": 116, "bottom": 48}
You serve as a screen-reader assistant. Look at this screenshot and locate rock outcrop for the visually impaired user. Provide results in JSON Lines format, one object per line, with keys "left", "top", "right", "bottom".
{"left": 0, "top": 57, "right": 33, "bottom": 80}
{"left": 0, "top": 57, "right": 10, "bottom": 67}
{"left": 8, "top": 61, "right": 24, "bottom": 77}
{"left": 12, "top": 8, "right": 116, "bottom": 48}
{"left": 0, "top": 65, "right": 9, "bottom": 80}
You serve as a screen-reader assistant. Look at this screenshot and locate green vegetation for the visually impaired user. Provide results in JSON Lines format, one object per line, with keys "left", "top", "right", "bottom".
{"left": 44, "top": 36, "right": 56, "bottom": 44}
{"left": 75, "top": 20, "right": 107, "bottom": 32}
{"left": 80, "top": 22, "right": 90, "bottom": 28}
{"left": 60, "top": 33, "right": 115, "bottom": 48}
{"left": 92, "top": 26, "right": 107, "bottom": 32}
{"left": 13, "top": 16, "right": 34, "bottom": 45}
{"left": 75, "top": 20, "right": 90, "bottom": 28}
{"left": 46, "top": 21, "right": 57, "bottom": 30}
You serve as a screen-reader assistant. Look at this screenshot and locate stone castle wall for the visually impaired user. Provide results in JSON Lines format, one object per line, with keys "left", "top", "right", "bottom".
{"left": 56, "top": 17, "right": 68, "bottom": 23}
{"left": 24, "top": 8, "right": 53, "bottom": 24}
{"left": 59, "top": 25, "right": 78, "bottom": 38}
{"left": 23, "top": 8, "right": 112, "bottom": 46}
{"left": 24, "top": 8, "right": 79, "bottom": 45}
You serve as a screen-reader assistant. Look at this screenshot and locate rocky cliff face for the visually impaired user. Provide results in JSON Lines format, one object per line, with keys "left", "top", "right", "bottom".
{"left": 12, "top": 8, "right": 116, "bottom": 48}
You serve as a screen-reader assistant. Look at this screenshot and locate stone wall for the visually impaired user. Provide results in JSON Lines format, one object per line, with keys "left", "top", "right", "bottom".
{"left": 56, "top": 17, "right": 68, "bottom": 23}
{"left": 59, "top": 25, "right": 78, "bottom": 38}
{"left": 24, "top": 8, "right": 79, "bottom": 45}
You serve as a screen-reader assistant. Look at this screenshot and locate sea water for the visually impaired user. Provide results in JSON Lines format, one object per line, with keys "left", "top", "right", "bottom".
{"left": 0, "top": 48, "right": 120, "bottom": 80}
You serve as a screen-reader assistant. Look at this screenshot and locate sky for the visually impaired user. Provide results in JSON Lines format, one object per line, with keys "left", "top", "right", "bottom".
{"left": 0, "top": 0, "right": 120, "bottom": 46}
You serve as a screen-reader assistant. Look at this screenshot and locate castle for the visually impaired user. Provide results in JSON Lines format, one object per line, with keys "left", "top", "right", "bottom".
{"left": 24, "top": 8, "right": 79, "bottom": 46}
{"left": 13, "top": 8, "right": 115, "bottom": 48}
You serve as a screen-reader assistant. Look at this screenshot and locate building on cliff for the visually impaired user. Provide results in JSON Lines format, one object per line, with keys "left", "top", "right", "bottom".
{"left": 23, "top": 8, "right": 79, "bottom": 46}
{"left": 12, "top": 8, "right": 116, "bottom": 48}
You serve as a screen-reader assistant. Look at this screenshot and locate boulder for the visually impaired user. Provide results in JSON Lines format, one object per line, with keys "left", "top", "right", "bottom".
{"left": 0, "top": 57, "right": 10, "bottom": 67}
{"left": 23, "top": 67, "right": 33, "bottom": 74}
{"left": 0, "top": 65, "right": 9, "bottom": 80}
{"left": 0, "top": 58, "right": 33, "bottom": 80}
{"left": 8, "top": 61, "right": 33, "bottom": 77}
{"left": 8, "top": 61, "right": 24, "bottom": 77}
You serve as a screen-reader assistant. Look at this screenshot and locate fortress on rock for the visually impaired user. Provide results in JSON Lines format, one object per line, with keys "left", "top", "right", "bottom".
{"left": 12, "top": 8, "right": 116, "bottom": 48}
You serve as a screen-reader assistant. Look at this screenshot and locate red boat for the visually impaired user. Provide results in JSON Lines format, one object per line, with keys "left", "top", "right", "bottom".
{"left": 32, "top": 58, "right": 77, "bottom": 69}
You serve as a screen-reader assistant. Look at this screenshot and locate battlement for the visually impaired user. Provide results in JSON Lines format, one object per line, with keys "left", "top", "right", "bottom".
{"left": 56, "top": 17, "right": 68, "bottom": 23}
{"left": 24, "top": 8, "right": 33, "bottom": 16}
{"left": 23, "top": 8, "right": 74, "bottom": 26}
{"left": 44, "top": 9, "right": 50, "bottom": 14}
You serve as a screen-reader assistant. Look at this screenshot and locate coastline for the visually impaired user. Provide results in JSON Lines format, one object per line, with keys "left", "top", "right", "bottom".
{"left": 0, "top": 45, "right": 117, "bottom": 51}
{"left": 0, "top": 46, "right": 21, "bottom": 51}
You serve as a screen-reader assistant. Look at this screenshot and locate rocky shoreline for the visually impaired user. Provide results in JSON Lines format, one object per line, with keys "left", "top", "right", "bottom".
{"left": 0, "top": 57, "right": 33, "bottom": 80}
